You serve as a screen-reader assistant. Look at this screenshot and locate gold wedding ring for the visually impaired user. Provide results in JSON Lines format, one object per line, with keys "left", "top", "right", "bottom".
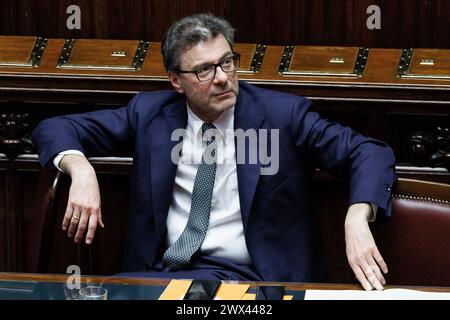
{"left": 71, "top": 215, "right": 80, "bottom": 220}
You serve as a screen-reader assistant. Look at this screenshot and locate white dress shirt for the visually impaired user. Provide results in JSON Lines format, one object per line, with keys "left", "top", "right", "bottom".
{"left": 165, "top": 105, "right": 252, "bottom": 264}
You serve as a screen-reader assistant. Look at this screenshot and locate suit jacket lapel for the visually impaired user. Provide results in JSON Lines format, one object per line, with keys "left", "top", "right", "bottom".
{"left": 234, "top": 88, "right": 265, "bottom": 231}
{"left": 150, "top": 99, "right": 187, "bottom": 240}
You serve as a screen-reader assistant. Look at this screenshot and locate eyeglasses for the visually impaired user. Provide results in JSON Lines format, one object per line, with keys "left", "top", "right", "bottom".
{"left": 176, "top": 53, "right": 240, "bottom": 82}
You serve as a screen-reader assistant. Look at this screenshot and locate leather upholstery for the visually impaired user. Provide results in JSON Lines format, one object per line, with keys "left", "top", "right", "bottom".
{"left": 372, "top": 178, "right": 450, "bottom": 286}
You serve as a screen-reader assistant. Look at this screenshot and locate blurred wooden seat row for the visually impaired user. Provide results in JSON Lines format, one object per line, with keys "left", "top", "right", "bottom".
{"left": 0, "top": 35, "right": 449, "bottom": 99}
{"left": 1, "top": 35, "right": 449, "bottom": 168}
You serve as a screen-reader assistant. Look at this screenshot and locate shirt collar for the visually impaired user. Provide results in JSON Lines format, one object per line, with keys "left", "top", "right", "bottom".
{"left": 186, "top": 103, "right": 234, "bottom": 145}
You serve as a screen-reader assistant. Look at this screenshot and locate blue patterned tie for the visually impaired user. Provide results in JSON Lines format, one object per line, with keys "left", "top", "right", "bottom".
{"left": 163, "top": 123, "right": 217, "bottom": 271}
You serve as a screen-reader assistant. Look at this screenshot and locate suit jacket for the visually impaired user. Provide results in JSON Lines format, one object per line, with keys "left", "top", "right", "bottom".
{"left": 32, "top": 81, "right": 396, "bottom": 282}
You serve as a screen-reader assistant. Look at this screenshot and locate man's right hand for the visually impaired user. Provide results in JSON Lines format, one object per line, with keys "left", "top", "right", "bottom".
{"left": 59, "top": 154, "right": 104, "bottom": 244}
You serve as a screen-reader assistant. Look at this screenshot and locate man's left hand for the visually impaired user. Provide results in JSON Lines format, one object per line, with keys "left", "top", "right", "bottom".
{"left": 344, "top": 203, "right": 388, "bottom": 291}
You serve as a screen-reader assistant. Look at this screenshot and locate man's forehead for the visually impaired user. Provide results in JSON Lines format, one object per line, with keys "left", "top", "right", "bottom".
{"left": 179, "top": 35, "right": 232, "bottom": 68}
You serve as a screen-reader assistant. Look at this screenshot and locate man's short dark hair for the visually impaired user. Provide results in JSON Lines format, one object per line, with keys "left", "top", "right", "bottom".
{"left": 161, "top": 13, "right": 235, "bottom": 72}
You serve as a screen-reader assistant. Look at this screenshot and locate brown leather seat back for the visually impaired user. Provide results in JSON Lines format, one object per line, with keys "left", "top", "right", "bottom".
{"left": 372, "top": 178, "right": 450, "bottom": 287}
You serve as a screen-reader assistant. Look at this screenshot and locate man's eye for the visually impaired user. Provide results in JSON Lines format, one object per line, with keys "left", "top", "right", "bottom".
{"left": 221, "top": 58, "right": 232, "bottom": 66}
{"left": 197, "top": 65, "right": 213, "bottom": 75}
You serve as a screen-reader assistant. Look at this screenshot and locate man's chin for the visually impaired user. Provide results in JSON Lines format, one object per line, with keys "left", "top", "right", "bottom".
{"left": 219, "top": 100, "right": 236, "bottom": 112}
{"left": 214, "top": 94, "right": 236, "bottom": 107}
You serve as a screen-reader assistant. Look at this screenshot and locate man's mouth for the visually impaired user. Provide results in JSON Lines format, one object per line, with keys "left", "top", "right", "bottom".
{"left": 214, "top": 90, "right": 231, "bottom": 97}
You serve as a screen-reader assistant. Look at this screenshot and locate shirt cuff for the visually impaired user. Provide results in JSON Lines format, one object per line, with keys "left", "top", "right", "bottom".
{"left": 369, "top": 203, "right": 378, "bottom": 222}
{"left": 53, "top": 150, "right": 85, "bottom": 172}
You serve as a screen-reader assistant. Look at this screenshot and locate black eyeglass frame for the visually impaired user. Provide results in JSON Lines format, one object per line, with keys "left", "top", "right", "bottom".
{"left": 175, "top": 52, "right": 241, "bottom": 82}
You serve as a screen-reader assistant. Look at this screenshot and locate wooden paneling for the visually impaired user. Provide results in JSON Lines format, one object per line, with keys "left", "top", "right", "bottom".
{"left": 311, "top": 101, "right": 372, "bottom": 137}
{"left": 0, "top": 158, "right": 41, "bottom": 271}
{"left": 0, "top": 169, "right": 7, "bottom": 270}
{"left": 16, "top": 168, "right": 40, "bottom": 271}
{"left": 4, "top": 168, "right": 17, "bottom": 271}
{"left": 385, "top": 112, "right": 450, "bottom": 166}
{"left": 1, "top": 0, "right": 449, "bottom": 48}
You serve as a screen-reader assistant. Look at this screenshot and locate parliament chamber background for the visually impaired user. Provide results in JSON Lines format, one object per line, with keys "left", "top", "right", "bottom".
{"left": 0, "top": 0, "right": 449, "bottom": 287}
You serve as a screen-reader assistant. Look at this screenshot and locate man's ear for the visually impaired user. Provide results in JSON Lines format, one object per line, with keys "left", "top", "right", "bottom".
{"left": 168, "top": 71, "right": 185, "bottom": 94}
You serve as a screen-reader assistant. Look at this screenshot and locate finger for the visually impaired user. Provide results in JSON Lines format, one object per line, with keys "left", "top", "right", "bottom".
{"left": 352, "top": 264, "right": 373, "bottom": 291}
{"left": 367, "top": 258, "right": 386, "bottom": 286}
{"left": 62, "top": 203, "right": 74, "bottom": 231}
{"left": 67, "top": 208, "right": 81, "bottom": 238}
{"left": 85, "top": 214, "right": 98, "bottom": 245}
{"left": 74, "top": 209, "right": 88, "bottom": 244}
{"left": 373, "top": 248, "right": 388, "bottom": 274}
{"left": 98, "top": 207, "right": 105, "bottom": 229}
{"left": 361, "top": 260, "right": 384, "bottom": 290}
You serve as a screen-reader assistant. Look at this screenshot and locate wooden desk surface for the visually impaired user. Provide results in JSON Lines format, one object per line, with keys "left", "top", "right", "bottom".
{"left": 1, "top": 272, "right": 449, "bottom": 294}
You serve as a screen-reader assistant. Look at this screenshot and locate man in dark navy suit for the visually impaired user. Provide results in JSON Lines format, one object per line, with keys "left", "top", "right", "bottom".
{"left": 32, "top": 14, "right": 396, "bottom": 290}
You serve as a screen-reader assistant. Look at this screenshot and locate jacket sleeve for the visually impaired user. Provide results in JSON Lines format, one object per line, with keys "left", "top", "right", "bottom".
{"left": 31, "top": 93, "right": 142, "bottom": 168}
{"left": 290, "top": 97, "right": 397, "bottom": 217}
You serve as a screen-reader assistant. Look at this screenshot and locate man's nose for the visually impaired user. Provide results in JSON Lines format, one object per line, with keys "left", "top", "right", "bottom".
{"left": 212, "top": 66, "right": 228, "bottom": 83}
